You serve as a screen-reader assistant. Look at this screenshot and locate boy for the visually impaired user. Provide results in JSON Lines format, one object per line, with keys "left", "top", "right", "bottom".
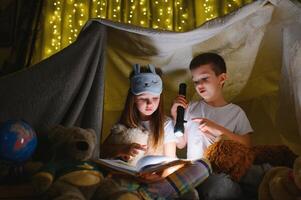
{"left": 171, "top": 52, "right": 253, "bottom": 160}
{"left": 170, "top": 52, "right": 253, "bottom": 199}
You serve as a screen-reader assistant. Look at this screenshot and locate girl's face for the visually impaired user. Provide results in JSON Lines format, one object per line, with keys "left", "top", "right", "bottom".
{"left": 191, "top": 64, "right": 226, "bottom": 102}
{"left": 134, "top": 93, "right": 160, "bottom": 120}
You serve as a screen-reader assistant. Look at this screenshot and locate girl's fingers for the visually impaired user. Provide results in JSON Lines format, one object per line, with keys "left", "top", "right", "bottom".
{"left": 121, "top": 155, "right": 130, "bottom": 161}
{"left": 131, "top": 149, "right": 139, "bottom": 155}
{"left": 132, "top": 143, "right": 147, "bottom": 151}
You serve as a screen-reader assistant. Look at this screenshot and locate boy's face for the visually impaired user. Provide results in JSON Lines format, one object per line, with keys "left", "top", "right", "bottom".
{"left": 191, "top": 64, "right": 227, "bottom": 102}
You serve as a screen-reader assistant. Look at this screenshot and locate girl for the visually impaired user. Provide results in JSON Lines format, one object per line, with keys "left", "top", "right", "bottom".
{"left": 99, "top": 64, "right": 211, "bottom": 200}
{"left": 101, "top": 64, "right": 177, "bottom": 161}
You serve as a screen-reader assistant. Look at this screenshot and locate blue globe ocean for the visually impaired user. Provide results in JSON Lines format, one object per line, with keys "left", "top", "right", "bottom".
{"left": 0, "top": 120, "right": 37, "bottom": 162}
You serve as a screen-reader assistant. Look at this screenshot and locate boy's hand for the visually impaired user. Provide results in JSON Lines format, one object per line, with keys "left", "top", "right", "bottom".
{"left": 118, "top": 143, "right": 147, "bottom": 161}
{"left": 192, "top": 118, "right": 223, "bottom": 141}
{"left": 171, "top": 95, "right": 188, "bottom": 121}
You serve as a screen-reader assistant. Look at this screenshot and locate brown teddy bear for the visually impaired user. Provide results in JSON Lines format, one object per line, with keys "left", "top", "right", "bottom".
{"left": 258, "top": 156, "right": 301, "bottom": 200}
{"left": 204, "top": 139, "right": 255, "bottom": 182}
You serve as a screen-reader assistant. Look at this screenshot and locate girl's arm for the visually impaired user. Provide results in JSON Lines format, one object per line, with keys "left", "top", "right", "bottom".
{"left": 100, "top": 143, "right": 127, "bottom": 158}
{"left": 100, "top": 143, "right": 147, "bottom": 159}
{"left": 100, "top": 138, "right": 146, "bottom": 159}
{"left": 164, "top": 142, "right": 177, "bottom": 158}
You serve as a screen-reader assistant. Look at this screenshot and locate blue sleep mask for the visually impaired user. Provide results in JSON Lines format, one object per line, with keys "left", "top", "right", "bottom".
{"left": 130, "top": 64, "right": 163, "bottom": 95}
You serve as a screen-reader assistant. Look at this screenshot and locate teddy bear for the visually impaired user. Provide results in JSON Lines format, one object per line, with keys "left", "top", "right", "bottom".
{"left": 204, "top": 139, "right": 255, "bottom": 182}
{"left": 258, "top": 156, "right": 301, "bottom": 200}
{"left": 104, "top": 124, "right": 149, "bottom": 166}
{"left": 31, "top": 125, "right": 105, "bottom": 199}
{"left": 32, "top": 125, "right": 143, "bottom": 200}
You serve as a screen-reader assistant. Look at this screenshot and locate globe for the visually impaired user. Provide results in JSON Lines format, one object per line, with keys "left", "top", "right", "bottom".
{"left": 0, "top": 120, "right": 37, "bottom": 163}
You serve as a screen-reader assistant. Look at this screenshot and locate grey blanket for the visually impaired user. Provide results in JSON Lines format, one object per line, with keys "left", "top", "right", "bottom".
{"left": 0, "top": 21, "right": 106, "bottom": 157}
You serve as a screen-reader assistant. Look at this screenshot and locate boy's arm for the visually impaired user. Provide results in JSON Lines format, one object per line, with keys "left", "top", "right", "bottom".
{"left": 176, "top": 133, "right": 187, "bottom": 149}
{"left": 192, "top": 118, "right": 252, "bottom": 147}
{"left": 218, "top": 129, "right": 252, "bottom": 147}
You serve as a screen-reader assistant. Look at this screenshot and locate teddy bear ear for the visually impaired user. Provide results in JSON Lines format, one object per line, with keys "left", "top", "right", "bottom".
{"left": 49, "top": 125, "right": 66, "bottom": 140}
{"left": 111, "top": 124, "right": 126, "bottom": 134}
{"left": 87, "top": 128, "right": 97, "bottom": 142}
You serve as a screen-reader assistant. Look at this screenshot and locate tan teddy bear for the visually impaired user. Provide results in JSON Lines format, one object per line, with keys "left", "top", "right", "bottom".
{"left": 258, "top": 156, "right": 301, "bottom": 200}
{"left": 34, "top": 125, "right": 145, "bottom": 200}
{"left": 31, "top": 125, "right": 104, "bottom": 200}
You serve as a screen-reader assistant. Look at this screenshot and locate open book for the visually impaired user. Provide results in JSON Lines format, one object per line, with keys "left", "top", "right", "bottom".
{"left": 93, "top": 155, "right": 192, "bottom": 176}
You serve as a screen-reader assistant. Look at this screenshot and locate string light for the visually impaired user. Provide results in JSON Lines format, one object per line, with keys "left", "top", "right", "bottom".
{"left": 41, "top": 0, "right": 253, "bottom": 61}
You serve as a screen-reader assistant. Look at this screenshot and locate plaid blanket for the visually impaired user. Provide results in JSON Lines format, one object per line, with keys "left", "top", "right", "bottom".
{"left": 109, "top": 159, "right": 212, "bottom": 200}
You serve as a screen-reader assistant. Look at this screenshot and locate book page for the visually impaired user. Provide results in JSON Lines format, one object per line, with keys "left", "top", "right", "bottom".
{"left": 136, "top": 155, "right": 177, "bottom": 171}
{"left": 94, "top": 156, "right": 192, "bottom": 176}
{"left": 95, "top": 159, "right": 139, "bottom": 175}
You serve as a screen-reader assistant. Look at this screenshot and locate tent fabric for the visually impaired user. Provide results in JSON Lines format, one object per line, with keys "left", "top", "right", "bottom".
{"left": 88, "top": 0, "right": 300, "bottom": 153}
{"left": 0, "top": 22, "right": 107, "bottom": 157}
{"left": 0, "top": 0, "right": 300, "bottom": 157}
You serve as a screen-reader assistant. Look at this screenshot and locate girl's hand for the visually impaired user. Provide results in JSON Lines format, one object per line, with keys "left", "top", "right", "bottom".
{"left": 171, "top": 95, "right": 188, "bottom": 121}
{"left": 192, "top": 118, "right": 223, "bottom": 141}
{"left": 138, "top": 172, "right": 164, "bottom": 183}
{"left": 138, "top": 163, "right": 185, "bottom": 183}
{"left": 118, "top": 143, "right": 147, "bottom": 161}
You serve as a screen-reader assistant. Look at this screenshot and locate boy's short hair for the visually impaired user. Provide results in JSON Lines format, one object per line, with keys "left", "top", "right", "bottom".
{"left": 189, "top": 52, "right": 226, "bottom": 75}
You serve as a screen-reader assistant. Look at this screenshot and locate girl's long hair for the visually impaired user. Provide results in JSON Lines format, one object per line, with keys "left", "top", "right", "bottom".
{"left": 119, "top": 67, "right": 164, "bottom": 149}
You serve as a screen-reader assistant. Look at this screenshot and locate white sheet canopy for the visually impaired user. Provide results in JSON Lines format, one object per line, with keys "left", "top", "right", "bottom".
{"left": 82, "top": 0, "right": 301, "bottom": 154}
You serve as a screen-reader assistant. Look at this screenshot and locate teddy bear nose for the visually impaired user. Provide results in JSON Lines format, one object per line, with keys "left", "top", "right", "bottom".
{"left": 76, "top": 141, "right": 89, "bottom": 151}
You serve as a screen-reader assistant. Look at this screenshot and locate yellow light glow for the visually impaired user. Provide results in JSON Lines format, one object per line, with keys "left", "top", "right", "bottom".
{"left": 37, "top": 0, "right": 254, "bottom": 63}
